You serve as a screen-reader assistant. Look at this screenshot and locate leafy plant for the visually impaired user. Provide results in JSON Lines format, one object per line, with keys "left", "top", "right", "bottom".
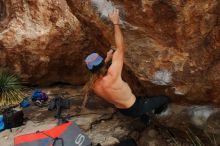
{"left": 0, "top": 70, "right": 25, "bottom": 107}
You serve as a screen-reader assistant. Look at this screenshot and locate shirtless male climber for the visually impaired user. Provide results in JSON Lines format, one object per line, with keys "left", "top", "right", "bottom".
{"left": 83, "top": 9, "right": 169, "bottom": 125}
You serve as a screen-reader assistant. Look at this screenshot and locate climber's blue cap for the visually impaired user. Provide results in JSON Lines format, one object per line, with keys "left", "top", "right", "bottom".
{"left": 85, "top": 53, "right": 104, "bottom": 71}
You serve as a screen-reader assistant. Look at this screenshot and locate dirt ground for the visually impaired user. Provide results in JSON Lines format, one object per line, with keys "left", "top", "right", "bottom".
{"left": 1, "top": 85, "right": 219, "bottom": 146}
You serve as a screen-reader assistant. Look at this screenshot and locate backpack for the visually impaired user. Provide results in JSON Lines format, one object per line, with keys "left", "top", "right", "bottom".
{"left": 48, "top": 96, "right": 70, "bottom": 125}
{"left": 20, "top": 98, "right": 30, "bottom": 108}
{"left": 48, "top": 96, "right": 70, "bottom": 111}
{"left": 32, "top": 89, "right": 48, "bottom": 102}
{"left": 0, "top": 115, "right": 4, "bottom": 131}
{"left": 3, "top": 108, "right": 24, "bottom": 130}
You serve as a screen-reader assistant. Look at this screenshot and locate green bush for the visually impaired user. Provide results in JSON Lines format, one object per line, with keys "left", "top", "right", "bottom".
{"left": 0, "top": 70, "right": 25, "bottom": 107}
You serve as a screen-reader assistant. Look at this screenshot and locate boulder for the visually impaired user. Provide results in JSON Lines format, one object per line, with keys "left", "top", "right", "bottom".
{"left": 1, "top": 0, "right": 220, "bottom": 104}
{"left": 0, "top": 0, "right": 110, "bottom": 85}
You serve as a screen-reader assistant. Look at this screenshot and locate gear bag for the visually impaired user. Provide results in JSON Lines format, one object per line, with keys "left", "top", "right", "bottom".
{"left": 0, "top": 115, "right": 4, "bottom": 131}
{"left": 3, "top": 108, "right": 24, "bottom": 129}
{"left": 32, "top": 89, "right": 48, "bottom": 102}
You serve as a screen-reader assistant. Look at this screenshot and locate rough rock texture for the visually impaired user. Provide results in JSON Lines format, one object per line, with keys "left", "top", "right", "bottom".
{"left": 1, "top": 0, "right": 220, "bottom": 104}
{"left": 0, "top": 0, "right": 110, "bottom": 85}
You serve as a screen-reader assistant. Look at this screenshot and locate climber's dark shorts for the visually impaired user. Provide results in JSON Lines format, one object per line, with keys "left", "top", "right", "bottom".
{"left": 118, "top": 96, "right": 169, "bottom": 117}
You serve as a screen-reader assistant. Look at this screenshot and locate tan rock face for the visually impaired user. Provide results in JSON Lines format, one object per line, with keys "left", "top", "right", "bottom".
{"left": 108, "top": 0, "right": 220, "bottom": 105}
{"left": 0, "top": 0, "right": 110, "bottom": 85}
{"left": 1, "top": 0, "right": 220, "bottom": 104}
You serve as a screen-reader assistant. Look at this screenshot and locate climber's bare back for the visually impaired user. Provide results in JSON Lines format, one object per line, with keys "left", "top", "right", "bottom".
{"left": 92, "top": 74, "right": 136, "bottom": 109}
{"left": 92, "top": 9, "right": 136, "bottom": 109}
